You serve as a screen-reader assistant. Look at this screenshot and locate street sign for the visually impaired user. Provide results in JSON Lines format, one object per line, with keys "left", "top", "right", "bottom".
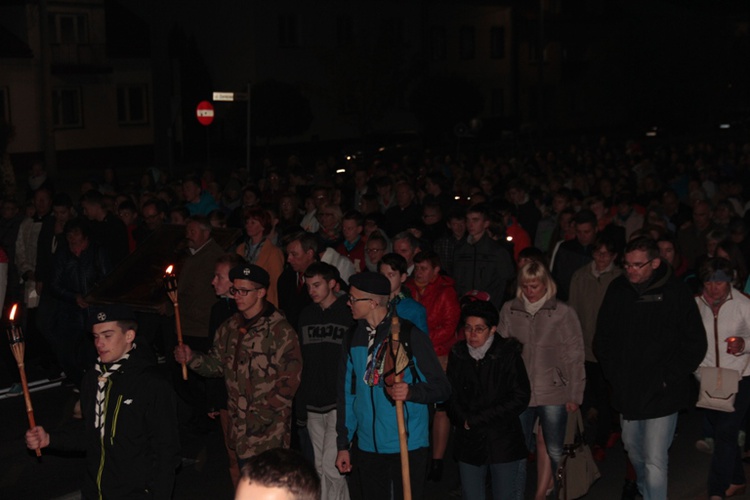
{"left": 212, "top": 91, "right": 248, "bottom": 102}
{"left": 196, "top": 100, "right": 214, "bottom": 126}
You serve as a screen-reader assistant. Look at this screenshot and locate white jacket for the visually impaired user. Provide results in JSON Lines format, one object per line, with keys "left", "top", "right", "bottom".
{"left": 696, "top": 290, "right": 750, "bottom": 377}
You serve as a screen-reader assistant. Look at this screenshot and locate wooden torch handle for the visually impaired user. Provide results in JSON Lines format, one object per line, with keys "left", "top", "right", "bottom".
{"left": 173, "top": 303, "right": 188, "bottom": 381}
{"left": 390, "top": 316, "right": 411, "bottom": 500}
{"left": 18, "top": 364, "right": 41, "bottom": 457}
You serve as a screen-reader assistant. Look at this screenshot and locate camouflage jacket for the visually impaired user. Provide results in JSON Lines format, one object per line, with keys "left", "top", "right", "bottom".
{"left": 189, "top": 304, "right": 302, "bottom": 459}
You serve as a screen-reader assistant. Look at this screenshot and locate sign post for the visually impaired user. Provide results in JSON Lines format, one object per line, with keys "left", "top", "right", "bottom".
{"left": 196, "top": 101, "right": 214, "bottom": 169}
{"left": 211, "top": 87, "right": 251, "bottom": 175}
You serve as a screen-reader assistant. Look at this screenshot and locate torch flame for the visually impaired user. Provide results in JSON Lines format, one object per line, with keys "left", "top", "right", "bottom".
{"left": 9, "top": 303, "right": 17, "bottom": 321}
{"left": 165, "top": 265, "right": 174, "bottom": 274}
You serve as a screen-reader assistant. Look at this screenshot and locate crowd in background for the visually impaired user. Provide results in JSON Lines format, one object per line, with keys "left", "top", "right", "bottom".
{"left": 4, "top": 134, "right": 750, "bottom": 499}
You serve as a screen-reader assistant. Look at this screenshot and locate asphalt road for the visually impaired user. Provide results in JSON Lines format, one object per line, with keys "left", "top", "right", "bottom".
{"left": 0, "top": 366, "right": 738, "bottom": 500}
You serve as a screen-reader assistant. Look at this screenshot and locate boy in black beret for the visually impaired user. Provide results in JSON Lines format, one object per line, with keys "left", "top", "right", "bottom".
{"left": 26, "top": 304, "right": 181, "bottom": 500}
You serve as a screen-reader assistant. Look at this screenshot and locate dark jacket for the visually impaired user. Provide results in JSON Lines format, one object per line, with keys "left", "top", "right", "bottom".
{"left": 551, "top": 239, "right": 594, "bottom": 301}
{"left": 453, "top": 233, "right": 514, "bottom": 308}
{"left": 594, "top": 263, "right": 707, "bottom": 420}
{"left": 49, "top": 240, "right": 111, "bottom": 304}
{"left": 297, "top": 295, "right": 354, "bottom": 413}
{"left": 447, "top": 335, "right": 530, "bottom": 465}
{"left": 51, "top": 344, "right": 180, "bottom": 499}
{"left": 277, "top": 266, "right": 312, "bottom": 331}
{"left": 88, "top": 213, "right": 130, "bottom": 266}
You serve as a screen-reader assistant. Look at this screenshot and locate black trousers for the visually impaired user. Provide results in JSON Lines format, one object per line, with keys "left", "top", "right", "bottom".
{"left": 354, "top": 446, "right": 428, "bottom": 500}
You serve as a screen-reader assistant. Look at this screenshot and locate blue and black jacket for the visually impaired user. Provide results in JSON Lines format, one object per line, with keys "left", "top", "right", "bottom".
{"left": 336, "top": 312, "right": 451, "bottom": 454}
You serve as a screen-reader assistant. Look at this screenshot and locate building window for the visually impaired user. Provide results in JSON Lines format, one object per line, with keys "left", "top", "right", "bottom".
{"left": 117, "top": 85, "right": 148, "bottom": 125}
{"left": 278, "top": 14, "right": 299, "bottom": 48}
{"left": 0, "top": 87, "right": 9, "bottom": 124}
{"left": 52, "top": 87, "right": 82, "bottom": 128}
{"left": 336, "top": 16, "right": 353, "bottom": 47}
{"left": 430, "top": 26, "right": 446, "bottom": 61}
{"left": 490, "top": 27, "right": 505, "bottom": 59}
{"left": 49, "top": 13, "right": 89, "bottom": 44}
{"left": 491, "top": 88, "right": 504, "bottom": 117}
{"left": 459, "top": 26, "right": 475, "bottom": 60}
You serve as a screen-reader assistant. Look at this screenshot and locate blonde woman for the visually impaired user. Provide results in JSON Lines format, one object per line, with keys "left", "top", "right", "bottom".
{"left": 499, "top": 261, "right": 585, "bottom": 499}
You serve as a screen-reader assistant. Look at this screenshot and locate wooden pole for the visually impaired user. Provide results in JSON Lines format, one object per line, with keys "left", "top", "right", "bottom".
{"left": 9, "top": 329, "right": 41, "bottom": 457}
{"left": 164, "top": 268, "right": 188, "bottom": 380}
{"left": 172, "top": 301, "right": 188, "bottom": 381}
{"left": 390, "top": 316, "right": 411, "bottom": 500}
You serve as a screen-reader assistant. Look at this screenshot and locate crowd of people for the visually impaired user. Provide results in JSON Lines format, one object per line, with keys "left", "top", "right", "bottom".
{"left": 4, "top": 135, "right": 750, "bottom": 499}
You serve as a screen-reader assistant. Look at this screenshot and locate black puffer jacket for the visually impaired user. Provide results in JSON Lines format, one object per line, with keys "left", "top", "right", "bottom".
{"left": 447, "top": 334, "right": 530, "bottom": 465}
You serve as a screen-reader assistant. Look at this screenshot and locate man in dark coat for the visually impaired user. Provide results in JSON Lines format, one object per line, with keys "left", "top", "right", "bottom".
{"left": 595, "top": 236, "right": 707, "bottom": 500}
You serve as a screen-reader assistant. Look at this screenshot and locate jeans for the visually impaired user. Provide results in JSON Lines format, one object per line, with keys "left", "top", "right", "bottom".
{"left": 459, "top": 460, "right": 524, "bottom": 500}
{"left": 621, "top": 412, "right": 678, "bottom": 500}
{"left": 308, "top": 410, "right": 349, "bottom": 500}
{"left": 518, "top": 405, "right": 568, "bottom": 496}
{"left": 707, "top": 376, "right": 750, "bottom": 496}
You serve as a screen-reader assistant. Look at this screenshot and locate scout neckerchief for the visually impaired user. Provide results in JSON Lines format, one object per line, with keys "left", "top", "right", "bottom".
{"left": 94, "top": 345, "right": 133, "bottom": 439}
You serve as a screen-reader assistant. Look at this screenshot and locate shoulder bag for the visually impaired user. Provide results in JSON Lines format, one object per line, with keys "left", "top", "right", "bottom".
{"left": 557, "top": 409, "right": 601, "bottom": 500}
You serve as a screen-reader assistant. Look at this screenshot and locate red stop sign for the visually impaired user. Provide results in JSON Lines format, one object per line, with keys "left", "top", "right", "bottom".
{"left": 196, "top": 100, "right": 214, "bottom": 126}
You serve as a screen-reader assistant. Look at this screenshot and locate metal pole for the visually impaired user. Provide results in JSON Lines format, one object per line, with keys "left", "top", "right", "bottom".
{"left": 206, "top": 126, "right": 210, "bottom": 170}
{"left": 246, "top": 82, "right": 251, "bottom": 178}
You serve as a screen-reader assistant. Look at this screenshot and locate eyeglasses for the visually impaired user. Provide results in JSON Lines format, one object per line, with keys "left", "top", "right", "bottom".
{"left": 622, "top": 259, "right": 654, "bottom": 270}
{"left": 346, "top": 294, "right": 373, "bottom": 304}
{"left": 463, "top": 325, "right": 489, "bottom": 334}
{"left": 230, "top": 286, "right": 262, "bottom": 296}
{"left": 366, "top": 247, "right": 385, "bottom": 254}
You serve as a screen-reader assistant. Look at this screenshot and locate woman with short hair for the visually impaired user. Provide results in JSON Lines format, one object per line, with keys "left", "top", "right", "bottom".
{"left": 499, "top": 261, "right": 585, "bottom": 499}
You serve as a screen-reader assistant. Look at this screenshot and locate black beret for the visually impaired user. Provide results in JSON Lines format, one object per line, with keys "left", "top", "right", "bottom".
{"left": 88, "top": 304, "right": 136, "bottom": 330}
{"left": 348, "top": 272, "right": 390, "bottom": 297}
{"left": 229, "top": 264, "right": 270, "bottom": 288}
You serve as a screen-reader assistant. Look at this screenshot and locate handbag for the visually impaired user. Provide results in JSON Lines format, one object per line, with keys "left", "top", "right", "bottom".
{"left": 557, "top": 409, "right": 600, "bottom": 500}
{"left": 696, "top": 326, "right": 740, "bottom": 413}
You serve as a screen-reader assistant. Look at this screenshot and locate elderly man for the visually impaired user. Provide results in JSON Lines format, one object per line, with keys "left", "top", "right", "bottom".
{"left": 391, "top": 231, "right": 421, "bottom": 276}
{"left": 26, "top": 304, "right": 181, "bottom": 500}
{"left": 176, "top": 263, "right": 302, "bottom": 466}
{"left": 336, "top": 272, "right": 451, "bottom": 500}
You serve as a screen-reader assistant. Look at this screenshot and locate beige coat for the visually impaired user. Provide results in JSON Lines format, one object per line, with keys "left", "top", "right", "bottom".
{"left": 499, "top": 297, "right": 585, "bottom": 407}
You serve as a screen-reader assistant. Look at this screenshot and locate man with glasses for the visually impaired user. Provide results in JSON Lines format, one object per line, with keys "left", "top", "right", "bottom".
{"left": 336, "top": 272, "right": 450, "bottom": 500}
{"left": 175, "top": 263, "right": 302, "bottom": 468}
{"left": 595, "top": 236, "right": 706, "bottom": 499}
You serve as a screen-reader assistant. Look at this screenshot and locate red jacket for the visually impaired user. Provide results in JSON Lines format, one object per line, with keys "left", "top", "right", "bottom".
{"left": 406, "top": 274, "right": 461, "bottom": 357}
